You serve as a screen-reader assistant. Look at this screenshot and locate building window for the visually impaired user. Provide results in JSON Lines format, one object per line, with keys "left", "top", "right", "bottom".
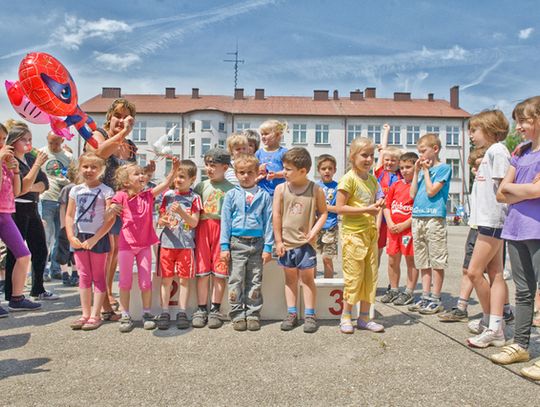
{"left": 292, "top": 124, "right": 307, "bottom": 144}
{"left": 315, "top": 124, "right": 329, "bottom": 144}
{"left": 202, "top": 120, "right": 211, "bottom": 131}
{"left": 406, "top": 126, "right": 420, "bottom": 145}
{"left": 426, "top": 125, "right": 440, "bottom": 135}
{"left": 347, "top": 124, "right": 362, "bottom": 145}
{"left": 137, "top": 154, "right": 147, "bottom": 168}
{"left": 132, "top": 121, "right": 146, "bottom": 142}
{"left": 201, "top": 138, "right": 211, "bottom": 156}
{"left": 388, "top": 125, "right": 401, "bottom": 145}
{"left": 166, "top": 121, "right": 180, "bottom": 142}
{"left": 218, "top": 122, "right": 226, "bottom": 132}
{"left": 446, "top": 126, "right": 460, "bottom": 146}
{"left": 236, "top": 122, "right": 251, "bottom": 132}
{"left": 447, "top": 193, "right": 461, "bottom": 214}
{"left": 189, "top": 121, "right": 196, "bottom": 132}
{"left": 368, "top": 125, "right": 381, "bottom": 144}
{"left": 218, "top": 139, "right": 226, "bottom": 149}
{"left": 189, "top": 139, "right": 195, "bottom": 158}
{"left": 446, "top": 158, "right": 460, "bottom": 179}
{"left": 164, "top": 155, "right": 181, "bottom": 176}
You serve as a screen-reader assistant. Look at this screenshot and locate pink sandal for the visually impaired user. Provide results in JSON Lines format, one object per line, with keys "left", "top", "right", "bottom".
{"left": 70, "top": 316, "right": 89, "bottom": 330}
{"left": 81, "top": 317, "right": 102, "bottom": 331}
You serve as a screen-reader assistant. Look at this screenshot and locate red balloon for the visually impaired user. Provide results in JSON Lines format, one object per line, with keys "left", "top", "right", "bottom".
{"left": 18, "top": 52, "right": 78, "bottom": 117}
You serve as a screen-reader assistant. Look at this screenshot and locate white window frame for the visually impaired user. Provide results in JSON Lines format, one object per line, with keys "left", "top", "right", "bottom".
{"left": 315, "top": 124, "right": 329, "bottom": 145}
{"left": 446, "top": 126, "right": 460, "bottom": 146}
{"left": 236, "top": 122, "right": 251, "bottom": 132}
{"left": 166, "top": 121, "right": 180, "bottom": 142}
{"left": 201, "top": 138, "right": 211, "bottom": 156}
{"left": 406, "top": 125, "right": 420, "bottom": 145}
{"left": 132, "top": 121, "right": 147, "bottom": 142}
{"left": 137, "top": 154, "right": 147, "bottom": 168}
{"left": 189, "top": 121, "right": 196, "bottom": 132}
{"left": 292, "top": 124, "right": 307, "bottom": 144}
{"left": 201, "top": 120, "right": 212, "bottom": 131}
{"left": 447, "top": 193, "right": 461, "bottom": 214}
{"left": 218, "top": 122, "right": 226, "bottom": 132}
{"left": 446, "top": 158, "right": 460, "bottom": 179}
{"left": 426, "top": 125, "right": 440, "bottom": 135}
{"left": 347, "top": 124, "right": 362, "bottom": 145}
{"left": 368, "top": 125, "right": 381, "bottom": 145}
{"left": 388, "top": 125, "right": 401, "bottom": 145}
{"left": 188, "top": 139, "right": 195, "bottom": 158}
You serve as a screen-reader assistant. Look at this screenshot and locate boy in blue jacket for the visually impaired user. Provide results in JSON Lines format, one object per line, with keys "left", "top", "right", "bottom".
{"left": 220, "top": 154, "right": 274, "bottom": 332}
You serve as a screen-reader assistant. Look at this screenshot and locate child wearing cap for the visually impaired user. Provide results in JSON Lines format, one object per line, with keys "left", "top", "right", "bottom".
{"left": 192, "top": 148, "right": 234, "bottom": 329}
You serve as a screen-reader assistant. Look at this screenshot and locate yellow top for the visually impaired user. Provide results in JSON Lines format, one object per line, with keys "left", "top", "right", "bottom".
{"left": 338, "top": 170, "right": 379, "bottom": 234}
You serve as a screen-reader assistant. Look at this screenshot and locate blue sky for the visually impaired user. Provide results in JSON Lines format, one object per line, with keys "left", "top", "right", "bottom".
{"left": 0, "top": 0, "right": 538, "bottom": 148}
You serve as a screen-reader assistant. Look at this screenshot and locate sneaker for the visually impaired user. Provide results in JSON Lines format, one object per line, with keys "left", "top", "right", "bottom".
{"left": 0, "top": 305, "right": 8, "bottom": 318}
{"left": 69, "top": 273, "right": 79, "bottom": 287}
{"left": 156, "top": 312, "right": 170, "bottom": 330}
{"left": 491, "top": 344, "right": 530, "bottom": 365}
{"left": 393, "top": 292, "right": 414, "bottom": 306}
{"left": 280, "top": 313, "right": 299, "bottom": 331}
{"left": 438, "top": 307, "right": 468, "bottom": 322}
{"left": 191, "top": 310, "right": 208, "bottom": 328}
{"left": 380, "top": 288, "right": 400, "bottom": 304}
{"left": 521, "top": 361, "right": 540, "bottom": 381}
{"left": 357, "top": 319, "right": 385, "bottom": 332}
{"left": 51, "top": 270, "right": 63, "bottom": 280}
{"left": 119, "top": 315, "right": 135, "bottom": 333}
{"left": 247, "top": 318, "right": 261, "bottom": 331}
{"left": 0, "top": 279, "right": 5, "bottom": 293}
{"left": 503, "top": 268, "right": 512, "bottom": 280}
{"left": 142, "top": 312, "right": 157, "bottom": 330}
{"left": 70, "top": 316, "right": 89, "bottom": 330}
{"left": 208, "top": 311, "right": 224, "bottom": 329}
{"left": 419, "top": 299, "right": 444, "bottom": 315}
{"left": 303, "top": 315, "right": 318, "bottom": 333}
{"left": 43, "top": 272, "right": 51, "bottom": 282}
{"left": 340, "top": 319, "right": 354, "bottom": 334}
{"left": 232, "top": 319, "right": 247, "bottom": 331}
{"left": 468, "top": 319, "right": 487, "bottom": 334}
{"left": 8, "top": 296, "right": 42, "bottom": 311}
{"left": 33, "top": 291, "right": 59, "bottom": 301}
{"left": 503, "top": 309, "right": 515, "bottom": 324}
{"left": 467, "top": 329, "right": 506, "bottom": 348}
{"left": 176, "top": 312, "right": 190, "bottom": 330}
{"left": 408, "top": 297, "right": 428, "bottom": 312}
{"left": 62, "top": 272, "right": 71, "bottom": 286}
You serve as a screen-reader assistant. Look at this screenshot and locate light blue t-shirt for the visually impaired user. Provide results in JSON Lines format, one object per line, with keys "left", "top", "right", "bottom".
{"left": 318, "top": 180, "right": 338, "bottom": 230}
{"left": 255, "top": 146, "right": 287, "bottom": 196}
{"left": 412, "top": 163, "right": 452, "bottom": 218}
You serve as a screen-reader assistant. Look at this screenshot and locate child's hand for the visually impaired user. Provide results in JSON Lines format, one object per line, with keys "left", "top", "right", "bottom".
{"left": 145, "top": 160, "right": 156, "bottom": 175}
{"left": 7, "top": 156, "right": 19, "bottom": 171}
{"left": 220, "top": 251, "right": 231, "bottom": 263}
{"left": 107, "top": 204, "right": 123, "bottom": 217}
{"left": 421, "top": 159, "right": 432, "bottom": 169}
{"left": 365, "top": 203, "right": 382, "bottom": 216}
{"left": 0, "top": 144, "right": 14, "bottom": 161}
{"left": 262, "top": 252, "right": 272, "bottom": 264}
{"left": 171, "top": 157, "right": 180, "bottom": 172}
{"left": 275, "top": 242, "right": 285, "bottom": 257}
{"left": 382, "top": 123, "right": 390, "bottom": 133}
{"left": 69, "top": 237, "right": 83, "bottom": 249}
{"left": 158, "top": 214, "right": 171, "bottom": 227}
{"left": 81, "top": 236, "right": 99, "bottom": 251}
{"left": 170, "top": 202, "right": 186, "bottom": 215}
{"left": 33, "top": 150, "right": 48, "bottom": 167}
{"left": 266, "top": 171, "right": 276, "bottom": 181}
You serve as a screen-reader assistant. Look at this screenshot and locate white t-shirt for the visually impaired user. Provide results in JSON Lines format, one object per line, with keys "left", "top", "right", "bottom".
{"left": 468, "top": 142, "right": 510, "bottom": 228}
{"left": 69, "top": 183, "right": 114, "bottom": 235}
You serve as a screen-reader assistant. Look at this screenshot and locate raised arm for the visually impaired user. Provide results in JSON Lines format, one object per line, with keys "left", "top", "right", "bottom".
{"left": 376, "top": 123, "right": 390, "bottom": 171}
{"left": 152, "top": 157, "right": 179, "bottom": 197}
{"left": 88, "top": 117, "right": 134, "bottom": 159}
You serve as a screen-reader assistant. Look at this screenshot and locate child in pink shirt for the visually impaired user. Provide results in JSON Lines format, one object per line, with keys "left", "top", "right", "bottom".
{"left": 112, "top": 158, "right": 179, "bottom": 333}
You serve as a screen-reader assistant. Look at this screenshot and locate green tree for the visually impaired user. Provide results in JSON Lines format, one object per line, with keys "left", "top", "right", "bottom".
{"left": 505, "top": 125, "right": 523, "bottom": 153}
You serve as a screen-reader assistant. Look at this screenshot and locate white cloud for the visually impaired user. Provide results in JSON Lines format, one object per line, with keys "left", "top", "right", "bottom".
{"left": 518, "top": 27, "right": 534, "bottom": 39}
{"left": 93, "top": 52, "right": 141, "bottom": 71}
{"left": 51, "top": 14, "right": 132, "bottom": 50}
{"left": 462, "top": 59, "right": 503, "bottom": 90}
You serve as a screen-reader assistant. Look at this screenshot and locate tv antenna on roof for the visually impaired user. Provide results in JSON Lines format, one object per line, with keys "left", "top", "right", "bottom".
{"left": 224, "top": 41, "right": 244, "bottom": 90}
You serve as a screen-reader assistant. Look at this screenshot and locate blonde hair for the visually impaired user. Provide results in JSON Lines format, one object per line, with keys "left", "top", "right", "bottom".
{"left": 114, "top": 163, "right": 141, "bottom": 190}
{"left": 226, "top": 133, "right": 249, "bottom": 153}
{"left": 103, "top": 98, "right": 136, "bottom": 131}
{"left": 234, "top": 153, "right": 259, "bottom": 171}
{"left": 512, "top": 96, "right": 540, "bottom": 122}
{"left": 4, "top": 119, "right": 28, "bottom": 132}
{"left": 259, "top": 119, "right": 288, "bottom": 136}
{"left": 77, "top": 153, "right": 106, "bottom": 181}
{"left": 382, "top": 146, "right": 403, "bottom": 159}
{"left": 417, "top": 133, "right": 441, "bottom": 149}
{"left": 349, "top": 137, "right": 375, "bottom": 166}
{"left": 468, "top": 110, "right": 508, "bottom": 143}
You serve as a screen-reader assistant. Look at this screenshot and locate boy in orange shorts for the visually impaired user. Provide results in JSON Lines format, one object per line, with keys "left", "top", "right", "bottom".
{"left": 156, "top": 160, "right": 202, "bottom": 329}
{"left": 380, "top": 152, "right": 419, "bottom": 306}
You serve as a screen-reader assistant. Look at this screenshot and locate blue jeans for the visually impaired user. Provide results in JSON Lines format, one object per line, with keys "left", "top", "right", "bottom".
{"left": 41, "top": 200, "right": 61, "bottom": 274}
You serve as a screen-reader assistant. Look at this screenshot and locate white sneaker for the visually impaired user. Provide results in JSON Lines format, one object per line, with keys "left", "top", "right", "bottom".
{"left": 468, "top": 318, "right": 487, "bottom": 334}
{"left": 467, "top": 329, "right": 506, "bottom": 348}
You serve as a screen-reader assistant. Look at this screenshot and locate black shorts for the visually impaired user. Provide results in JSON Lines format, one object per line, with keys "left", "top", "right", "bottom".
{"left": 55, "top": 227, "right": 74, "bottom": 266}
{"left": 477, "top": 226, "right": 503, "bottom": 240}
{"left": 462, "top": 228, "right": 478, "bottom": 270}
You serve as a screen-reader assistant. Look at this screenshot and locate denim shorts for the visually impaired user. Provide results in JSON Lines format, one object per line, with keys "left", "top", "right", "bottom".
{"left": 477, "top": 226, "right": 502, "bottom": 240}
{"left": 278, "top": 243, "right": 317, "bottom": 270}
{"left": 109, "top": 216, "right": 122, "bottom": 236}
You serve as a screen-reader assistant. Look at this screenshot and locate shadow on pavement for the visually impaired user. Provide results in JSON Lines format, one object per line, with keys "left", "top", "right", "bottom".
{"left": 0, "top": 357, "right": 50, "bottom": 380}
{"left": 0, "top": 333, "right": 31, "bottom": 352}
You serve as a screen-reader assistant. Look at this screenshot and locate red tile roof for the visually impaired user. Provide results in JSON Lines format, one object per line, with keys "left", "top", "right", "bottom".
{"left": 81, "top": 93, "right": 470, "bottom": 118}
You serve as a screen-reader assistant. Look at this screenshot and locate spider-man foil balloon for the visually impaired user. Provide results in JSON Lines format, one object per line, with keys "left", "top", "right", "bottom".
{"left": 18, "top": 52, "right": 98, "bottom": 148}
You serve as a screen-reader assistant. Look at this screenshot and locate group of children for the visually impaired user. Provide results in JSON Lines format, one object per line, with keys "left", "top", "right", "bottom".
{"left": 1, "top": 95, "right": 539, "bottom": 380}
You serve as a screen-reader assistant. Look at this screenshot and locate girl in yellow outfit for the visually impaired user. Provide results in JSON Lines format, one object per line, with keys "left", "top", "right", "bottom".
{"left": 336, "top": 137, "right": 385, "bottom": 334}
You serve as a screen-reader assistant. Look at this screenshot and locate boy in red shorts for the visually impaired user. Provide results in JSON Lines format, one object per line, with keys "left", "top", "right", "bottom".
{"left": 380, "top": 152, "right": 419, "bottom": 305}
{"left": 193, "top": 149, "right": 234, "bottom": 329}
{"left": 156, "top": 160, "right": 201, "bottom": 330}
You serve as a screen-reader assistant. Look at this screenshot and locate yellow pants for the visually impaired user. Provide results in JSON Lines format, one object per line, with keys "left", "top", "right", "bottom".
{"left": 341, "top": 229, "right": 378, "bottom": 305}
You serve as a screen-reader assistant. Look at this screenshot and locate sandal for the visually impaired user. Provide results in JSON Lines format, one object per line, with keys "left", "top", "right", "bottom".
{"left": 70, "top": 316, "right": 89, "bottom": 330}
{"left": 101, "top": 311, "right": 121, "bottom": 322}
{"left": 82, "top": 317, "right": 102, "bottom": 331}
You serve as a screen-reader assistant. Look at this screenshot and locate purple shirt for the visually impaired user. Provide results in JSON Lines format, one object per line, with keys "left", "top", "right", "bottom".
{"left": 501, "top": 145, "right": 540, "bottom": 241}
